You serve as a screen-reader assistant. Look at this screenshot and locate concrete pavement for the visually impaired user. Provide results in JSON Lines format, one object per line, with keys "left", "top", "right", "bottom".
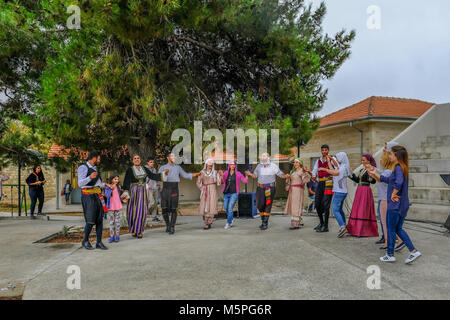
{"left": 1, "top": 214, "right": 449, "bottom": 300}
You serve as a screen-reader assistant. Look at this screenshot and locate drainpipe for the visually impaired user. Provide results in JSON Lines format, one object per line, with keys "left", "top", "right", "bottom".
{"left": 350, "top": 122, "right": 363, "bottom": 157}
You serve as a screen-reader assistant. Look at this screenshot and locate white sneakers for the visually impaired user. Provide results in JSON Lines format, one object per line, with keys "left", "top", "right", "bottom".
{"left": 380, "top": 251, "right": 422, "bottom": 264}
{"left": 224, "top": 220, "right": 235, "bottom": 230}
{"left": 380, "top": 255, "right": 396, "bottom": 262}
{"left": 405, "top": 251, "right": 422, "bottom": 264}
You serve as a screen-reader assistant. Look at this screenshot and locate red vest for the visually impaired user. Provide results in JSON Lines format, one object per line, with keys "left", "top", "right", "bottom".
{"left": 318, "top": 158, "right": 332, "bottom": 178}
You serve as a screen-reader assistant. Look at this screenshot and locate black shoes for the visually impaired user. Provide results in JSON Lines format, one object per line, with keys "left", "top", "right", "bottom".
{"left": 289, "top": 226, "right": 300, "bottom": 230}
{"left": 82, "top": 241, "right": 94, "bottom": 250}
{"left": 314, "top": 223, "right": 323, "bottom": 231}
{"left": 96, "top": 242, "right": 108, "bottom": 250}
{"left": 375, "top": 236, "right": 385, "bottom": 244}
{"left": 316, "top": 225, "right": 329, "bottom": 233}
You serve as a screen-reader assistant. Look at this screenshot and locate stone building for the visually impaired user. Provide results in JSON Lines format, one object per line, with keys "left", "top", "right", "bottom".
{"left": 299, "top": 96, "right": 434, "bottom": 170}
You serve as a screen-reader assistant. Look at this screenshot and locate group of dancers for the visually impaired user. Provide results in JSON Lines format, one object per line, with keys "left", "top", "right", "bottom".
{"left": 78, "top": 143, "right": 421, "bottom": 264}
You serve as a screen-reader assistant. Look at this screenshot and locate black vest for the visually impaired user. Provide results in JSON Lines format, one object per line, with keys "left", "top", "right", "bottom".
{"left": 84, "top": 164, "right": 102, "bottom": 186}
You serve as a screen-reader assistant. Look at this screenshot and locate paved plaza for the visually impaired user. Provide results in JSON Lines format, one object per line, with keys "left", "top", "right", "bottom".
{"left": 1, "top": 209, "right": 449, "bottom": 300}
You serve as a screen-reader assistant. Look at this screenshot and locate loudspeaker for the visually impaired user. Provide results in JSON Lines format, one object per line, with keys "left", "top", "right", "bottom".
{"left": 238, "top": 192, "right": 257, "bottom": 217}
{"left": 445, "top": 215, "right": 450, "bottom": 231}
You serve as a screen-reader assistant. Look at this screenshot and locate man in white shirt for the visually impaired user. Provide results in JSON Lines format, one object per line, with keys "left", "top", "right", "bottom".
{"left": 77, "top": 151, "right": 111, "bottom": 250}
{"left": 246, "top": 153, "right": 290, "bottom": 230}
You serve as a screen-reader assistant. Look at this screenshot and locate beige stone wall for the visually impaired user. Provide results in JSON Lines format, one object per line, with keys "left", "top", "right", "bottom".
{"left": 299, "top": 120, "right": 413, "bottom": 170}
{"left": 0, "top": 164, "right": 58, "bottom": 208}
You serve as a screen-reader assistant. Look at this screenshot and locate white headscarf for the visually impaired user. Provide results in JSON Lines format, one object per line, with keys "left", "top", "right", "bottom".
{"left": 387, "top": 141, "right": 400, "bottom": 152}
{"left": 336, "top": 152, "right": 351, "bottom": 177}
{"left": 201, "top": 158, "right": 217, "bottom": 182}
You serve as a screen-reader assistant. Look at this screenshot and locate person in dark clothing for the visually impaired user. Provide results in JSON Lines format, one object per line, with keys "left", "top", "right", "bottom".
{"left": 26, "top": 165, "right": 47, "bottom": 219}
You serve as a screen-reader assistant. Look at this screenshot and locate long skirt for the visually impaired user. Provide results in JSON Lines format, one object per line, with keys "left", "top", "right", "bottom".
{"left": 127, "top": 185, "right": 148, "bottom": 234}
{"left": 347, "top": 186, "right": 379, "bottom": 237}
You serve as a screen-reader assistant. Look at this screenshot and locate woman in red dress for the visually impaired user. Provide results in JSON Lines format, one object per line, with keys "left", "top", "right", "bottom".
{"left": 346, "top": 154, "right": 379, "bottom": 237}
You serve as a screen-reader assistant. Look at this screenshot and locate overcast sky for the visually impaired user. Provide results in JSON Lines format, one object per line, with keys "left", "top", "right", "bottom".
{"left": 309, "top": 0, "right": 450, "bottom": 116}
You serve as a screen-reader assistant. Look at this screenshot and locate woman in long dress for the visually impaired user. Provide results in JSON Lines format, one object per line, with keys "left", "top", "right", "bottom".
{"left": 346, "top": 154, "right": 378, "bottom": 237}
{"left": 284, "top": 158, "right": 312, "bottom": 229}
{"left": 122, "top": 154, "right": 163, "bottom": 238}
{"left": 196, "top": 158, "right": 220, "bottom": 230}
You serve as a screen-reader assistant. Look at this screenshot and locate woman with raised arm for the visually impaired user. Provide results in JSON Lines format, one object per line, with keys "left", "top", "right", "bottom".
{"left": 367, "top": 146, "right": 421, "bottom": 264}
{"left": 122, "top": 154, "right": 164, "bottom": 239}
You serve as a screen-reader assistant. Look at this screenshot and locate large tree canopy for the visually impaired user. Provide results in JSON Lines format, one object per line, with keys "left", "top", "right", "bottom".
{"left": 1, "top": 0, "right": 355, "bottom": 169}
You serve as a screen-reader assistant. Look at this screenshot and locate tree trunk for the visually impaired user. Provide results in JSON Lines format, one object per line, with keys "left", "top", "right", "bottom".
{"left": 127, "top": 136, "right": 155, "bottom": 162}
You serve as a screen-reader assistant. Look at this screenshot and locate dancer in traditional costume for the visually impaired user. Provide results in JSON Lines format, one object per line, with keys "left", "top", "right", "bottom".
{"left": 346, "top": 154, "right": 378, "bottom": 237}
{"left": 284, "top": 158, "right": 311, "bottom": 229}
{"left": 78, "top": 151, "right": 111, "bottom": 250}
{"left": 311, "top": 145, "right": 338, "bottom": 233}
{"left": 158, "top": 152, "right": 201, "bottom": 235}
{"left": 246, "top": 153, "right": 290, "bottom": 230}
{"left": 122, "top": 154, "right": 163, "bottom": 239}
{"left": 196, "top": 158, "right": 220, "bottom": 230}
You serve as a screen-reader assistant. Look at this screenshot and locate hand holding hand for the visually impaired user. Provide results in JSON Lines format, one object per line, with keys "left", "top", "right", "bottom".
{"left": 391, "top": 194, "right": 400, "bottom": 202}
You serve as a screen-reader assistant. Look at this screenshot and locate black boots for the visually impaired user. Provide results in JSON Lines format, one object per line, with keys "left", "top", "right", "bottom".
{"left": 260, "top": 215, "right": 269, "bottom": 230}
{"left": 169, "top": 210, "right": 177, "bottom": 235}
{"left": 162, "top": 210, "right": 170, "bottom": 232}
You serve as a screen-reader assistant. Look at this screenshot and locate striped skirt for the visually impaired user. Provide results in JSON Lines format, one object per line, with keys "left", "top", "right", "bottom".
{"left": 127, "top": 185, "right": 148, "bottom": 235}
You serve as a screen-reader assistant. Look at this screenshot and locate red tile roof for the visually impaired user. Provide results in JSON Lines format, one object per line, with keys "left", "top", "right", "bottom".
{"left": 320, "top": 96, "right": 435, "bottom": 127}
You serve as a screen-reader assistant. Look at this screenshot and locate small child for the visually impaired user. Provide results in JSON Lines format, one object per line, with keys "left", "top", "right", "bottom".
{"left": 105, "top": 175, "right": 127, "bottom": 243}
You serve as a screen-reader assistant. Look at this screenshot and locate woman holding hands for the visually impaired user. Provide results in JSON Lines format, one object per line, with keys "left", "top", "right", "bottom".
{"left": 367, "top": 146, "right": 421, "bottom": 264}
{"left": 284, "top": 159, "right": 311, "bottom": 229}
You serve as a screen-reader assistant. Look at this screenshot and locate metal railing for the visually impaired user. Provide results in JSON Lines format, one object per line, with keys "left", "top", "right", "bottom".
{"left": 1, "top": 184, "right": 28, "bottom": 216}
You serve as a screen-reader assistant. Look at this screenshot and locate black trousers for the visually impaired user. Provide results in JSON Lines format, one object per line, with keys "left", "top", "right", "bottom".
{"left": 81, "top": 193, "right": 104, "bottom": 243}
{"left": 255, "top": 186, "right": 276, "bottom": 215}
{"left": 29, "top": 189, "right": 44, "bottom": 215}
{"left": 314, "top": 181, "right": 333, "bottom": 225}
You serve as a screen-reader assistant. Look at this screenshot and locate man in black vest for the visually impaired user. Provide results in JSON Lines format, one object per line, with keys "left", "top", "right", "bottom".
{"left": 77, "top": 151, "right": 111, "bottom": 250}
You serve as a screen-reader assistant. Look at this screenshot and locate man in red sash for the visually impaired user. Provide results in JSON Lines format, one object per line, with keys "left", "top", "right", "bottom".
{"left": 311, "top": 145, "right": 338, "bottom": 232}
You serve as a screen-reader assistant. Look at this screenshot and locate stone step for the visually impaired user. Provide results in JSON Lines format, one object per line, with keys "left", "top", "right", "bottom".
{"left": 409, "top": 159, "right": 450, "bottom": 173}
{"left": 409, "top": 187, "right": 450, "bottom": 206}
{"left": 409, "top": 173, "right": 450, "bottom": 188}
{"left": 407, "top": 203, "right": 450, "bottom": 224}
{"left": 409, "top": 152, "right": 442, "bottom": 160}
{"left": 410, "top": 165, "right": 428, "bottom": 173}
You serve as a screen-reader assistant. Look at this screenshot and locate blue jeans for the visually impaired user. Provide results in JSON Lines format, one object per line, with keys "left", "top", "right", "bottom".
{"left": 386, "top": 209, "right": 416, "bottom": 256}
{"left": 308, "top": 195, "right": 315, "bottom": 212}
{"left": 332, "top": 192, "right": 347, "bottom": 228}
{"left": 223, "top": 193, "right": 239, "bottom": 224}
{"left": 377, "top": 200, "right": 384, "bottom": 237}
